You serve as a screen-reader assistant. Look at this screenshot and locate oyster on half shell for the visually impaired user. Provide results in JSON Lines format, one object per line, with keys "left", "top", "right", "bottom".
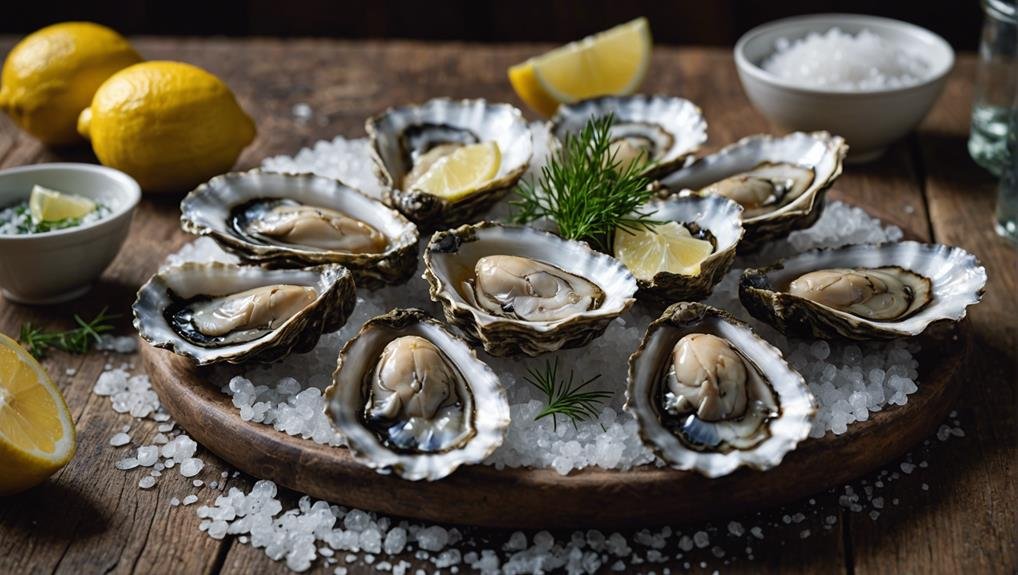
{"left": 180, "top": 170, "right": 419, "bottom": 288}
{"left": 423, "top": 222, "right": 637, "bottom": 357}
{"left": 134, "top": 262, "right": 356, "bottom": 365}
{"left": 367, "top": 98, "right": 532, "bottom": 229}
{"left": 739, "top": 241, "right": 987, "bottom": 340}
{"left": 626, "top": 302, "right": 815, "bottom": 477}
{"left": 550, "top": 95, "right": 708, "bottom": 177}
{"left": 657, "top": 132, "right": 847, "bottom": 251}
{"left": 326, "top": 308, "right": 510, "bottom": 481}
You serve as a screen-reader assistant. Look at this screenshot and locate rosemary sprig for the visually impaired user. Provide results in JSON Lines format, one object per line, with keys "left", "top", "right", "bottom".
{"left": 524, "top": 357, "right": 613, "bottom": 431}
{"left": 19, "top": 307, "right": 119, "bottom": 359}
{"left": 511, "top": 114, "right": 658, "bottom": 252}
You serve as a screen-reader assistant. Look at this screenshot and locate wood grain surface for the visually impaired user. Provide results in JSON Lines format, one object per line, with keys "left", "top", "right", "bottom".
{"left": 0, "top": 38, "right": 1014, "bottom": 574}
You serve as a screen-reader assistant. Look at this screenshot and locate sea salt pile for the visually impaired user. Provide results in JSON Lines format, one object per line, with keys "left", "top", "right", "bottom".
{"left": 762, "top": 28, "right": 930, "bottom": 91}
{"left": 146, "top": 131, "right": 929, "bottom": 476}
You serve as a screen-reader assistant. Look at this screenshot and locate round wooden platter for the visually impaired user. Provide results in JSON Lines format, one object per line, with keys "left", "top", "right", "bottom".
{"left": 142, "top": 315, "right": 969, "bottom": 531}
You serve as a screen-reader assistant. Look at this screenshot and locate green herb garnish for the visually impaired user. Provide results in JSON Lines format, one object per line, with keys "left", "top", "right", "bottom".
{"left": 512, "top": 114, "right": 658, "bottom": 252}
{"left": 524, "top": 357, "right": 613, "bottom": 431}
{"left": 19, "top": 308, "right": 119, "bottom": 359}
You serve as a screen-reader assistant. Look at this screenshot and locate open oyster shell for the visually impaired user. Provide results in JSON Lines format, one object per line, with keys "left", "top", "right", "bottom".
{"left": 325, "top": 308, "right": 510, "bottom": 481}
{"left": 423, "top": 222, "right": 638, "bottom": 357}
{"left": 626, "top": 302, "right": 815, "bottom": 478}
{"left": 739, "top": 241, "right": 987, "bottom": 340}
{"left": 620, "top": 194, "right": 744, "bottom": 304}
{"left": 550, "top": 95, "right": 707, "bottom": 178}
{"left": 366, "top": 98, "right": 532, "bottom": 229}
{"left": 180, "top": 170, "right": 419, "bottom": 289}
{"left": 657, "top": 132, "right": 847, "bottom": 251}
{"left": 134, "top": 262, "right": 355, "bottom": 365}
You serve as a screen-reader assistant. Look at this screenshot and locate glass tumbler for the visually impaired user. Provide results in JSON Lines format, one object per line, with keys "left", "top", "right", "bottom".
{"left": 970, "top": 0, "right": 1017, "bottom": 176}
{"left": 994, "top": 105, "right": 1017, "bottom": 242}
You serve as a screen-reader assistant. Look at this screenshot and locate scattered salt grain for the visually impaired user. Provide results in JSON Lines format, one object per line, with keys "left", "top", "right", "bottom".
{"left": 179, "top": 458, "right": 205, "bottom": 478}
{"left": 109, "top": 432, "right": 131, "bottom": 447}
{"left": 183, "top": 495, "right": 199, "bottom": 506}
{"left": 138, "top": 476, "right": 157, "bottom": 489}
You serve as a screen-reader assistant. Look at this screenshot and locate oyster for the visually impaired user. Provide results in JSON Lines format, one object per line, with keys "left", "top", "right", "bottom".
{"left": 657, "top": 132, "right": 847, "bottom": 251}
{"left": 180, "top": 170, "right": 419, "bottom": 288}
{"left": 626, "top": 302, "right": 815, "bottom": 477}
{"left": 614, "top": 194, "right": 744, "bottom": 304}
{"left": 550, "top": 95, "right": 707, "bottom": 177}
{"left": 367, "top": 98, "right": 532, "bottom": 229}
{"left": 326, "top": 308, "right": 510, "bottom": 481}
{"left": 134, "top": 262, "right": 355, "bottom": 365}
{"left": 423, "top": 222, "right": 638, "bottom": 357}
{"left": 739, "top": 241, "right": 987, "bottom": 340}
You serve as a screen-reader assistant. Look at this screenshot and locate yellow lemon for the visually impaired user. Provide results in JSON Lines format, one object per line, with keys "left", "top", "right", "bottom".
{"left": 614, "top": 222, "right": 714, "bottom": 280}
{"left": 78, "top": 61, "right": 256, "bottom": 193}
{"left": 0, "top": 333, "right": 76, "bottom": 495}
{"left": 413, "top": 142, "right": 501, "bottom": 201}
{"left": 509, "top": 18, "right": 652, "bottom": 116}
{"left": 29, "top": 185, "right": 96, "bottom": 223}
{"left": 0, "top": 22, "right": 142, "bottom": 145}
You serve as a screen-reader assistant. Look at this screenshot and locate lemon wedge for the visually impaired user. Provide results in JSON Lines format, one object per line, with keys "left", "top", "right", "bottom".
{"left": 29, "top": 185, "right": 96, "bottom": 224}
{"left": 413, "top": 142, "right": 501, "bottom": 201}
{"left": 508, "top": 18, "right": 652, "bottom": 116}
{"left": 0, "top": 333, "right": 76, "bottom": 495}
{"left": 614, "top": 222, "right": 714, "bottom": 280}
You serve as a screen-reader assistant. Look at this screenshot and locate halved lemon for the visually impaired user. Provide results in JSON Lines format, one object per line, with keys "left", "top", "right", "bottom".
{"left": 29, "top": 185, "right": 96, "bottom": 224}
{"left": 508, "top": 18, "right": 652, "bottom": 116}
{"left": 414, "top": 142, "right": 501, "bottom": 201}
{"left": 0, "top": 333, "right": 76, "bottom": 495}
{"left": 614, "top": 222, "right": 714, "bottom": 280}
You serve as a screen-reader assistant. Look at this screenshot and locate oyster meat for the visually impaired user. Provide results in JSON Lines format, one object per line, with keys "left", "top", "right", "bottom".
{"left": 551, "top": 95, "right": 707, "bottom": 177}
{"left": 740, "top": 241, "right": 986, "bottom": 340}
{"left": 180, "top": 170, "right": 418, "bottom": 288}
{"left": 626, "top": 302, "right": 815, "bottom": 477}
{"left": 657, "top": 132, "right": 847, "bottom": 251}
{"left": 367, "top": 98, "right": 532, "bottom": 228}
{"left": 134, "top": 262, "right": 356, "bottom": 365}
{"left": 326, "top": 309, "right": 509, "bottom": 481}
{"left": 424, "top": 222, "right": 637, "bottom": 357}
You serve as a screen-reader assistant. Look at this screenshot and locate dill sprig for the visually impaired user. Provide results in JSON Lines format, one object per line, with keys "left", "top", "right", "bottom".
{"left": 19, "top": 307, "right": 119, "bottom": 359}
{"left": 524, "top": 357, "right": 613, "bottom": 431}
{"left": 511, "top": 114, "right": 658, "bottom": 252}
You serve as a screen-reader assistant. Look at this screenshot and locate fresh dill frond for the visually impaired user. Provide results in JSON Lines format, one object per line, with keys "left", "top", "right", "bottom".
{"left": 524, "top": 357, "right": 613, "bottom": 431}
{"left": 19, "top": 307, "right": 119, "bottom": 359}
{"left": 511, "top": 114, "right": 658, "bottom": 252}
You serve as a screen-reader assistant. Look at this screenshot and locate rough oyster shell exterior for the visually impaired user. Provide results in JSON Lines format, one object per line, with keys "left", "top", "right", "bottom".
{"left": 739, "top": 241, "right": 987, "bottom": 340}
{"left": 180, "top": 170, "right": 419, "bottom": 289}
{"left": 423, "top": 222, "right": 638, "bottom": 357}
{"left": 133, "top": 262, "right": 355, "bottom": 365}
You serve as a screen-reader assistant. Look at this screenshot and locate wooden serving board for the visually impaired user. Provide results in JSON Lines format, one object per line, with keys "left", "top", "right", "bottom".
{"left": 142, "top": 321, "right": 968, "bottom": 530}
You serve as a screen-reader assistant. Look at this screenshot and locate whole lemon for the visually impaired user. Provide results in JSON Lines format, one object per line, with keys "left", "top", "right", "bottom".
{"left": 78, "top": 61, "right": 256, "bottom": 193}
{"left": 0, "top": 22, "right": 142, "bottom": 145}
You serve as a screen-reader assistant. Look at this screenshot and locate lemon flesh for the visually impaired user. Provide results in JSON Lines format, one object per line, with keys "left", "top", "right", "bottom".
{"left": 412, "top": 142, "right": 501, "bottom": 201}
{"left": 78, "top": 60, "right": 257, "bottom": 193}
{"left": 614, "top": 222, "right": 714, "bottom": 280}
{"left": 29, "top": 185, "right": 96, "bottom": 223}
{"left": 0, "top": 333, "right": 76, "bottom": 496}
{"left": 0, "top": 22, "right": 142, "bottom": 145}
{"left": 508, "top": 18, "right": 652, "bottom": 116}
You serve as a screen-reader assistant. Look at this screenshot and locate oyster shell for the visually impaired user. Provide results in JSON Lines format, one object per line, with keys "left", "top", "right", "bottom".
{"left": 134, "top": 262, "right": 355, "bottom": 365}
{"left": 423, "top": 222, "right": 638, "bottom": 357}
{"left": 657, "top": 132, "right": 847, "bottom": 251}
{"left": 367, "top": 98, "right": 532, "bottom": 229}
{"left": 626, "top": 302, "right": 815, "bottom": 477}
{"left": 550, "top": 95, "right": 707, "bottom": 177}
{"left": 615, "top": 194, "right": 744, "bottom": 304}
{"left": 180, "top": 170, "right": 419, "bottom": 288}
{"left": 739, "top": 241, "right": 987, "bottom": 340}
{"left": 326, "top": 308, "right": 510, "bottom": 481}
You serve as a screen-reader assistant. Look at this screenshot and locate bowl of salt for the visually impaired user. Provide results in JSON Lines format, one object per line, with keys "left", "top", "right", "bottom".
{"left": 735, "top": 14, "right": 954, "bottom": 162}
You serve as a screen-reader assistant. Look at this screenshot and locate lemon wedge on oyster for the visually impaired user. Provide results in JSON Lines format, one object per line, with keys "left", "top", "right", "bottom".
{"left": 614, "top": 221, "right": 714, "bottom": 280}
{"left": 413, "top": 142, "right": 501, "bottom": 201}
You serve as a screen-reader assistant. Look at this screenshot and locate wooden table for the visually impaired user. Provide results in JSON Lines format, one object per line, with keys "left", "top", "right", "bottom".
{"left": 0, "top": 38, "right": 1014, "bottom": 575}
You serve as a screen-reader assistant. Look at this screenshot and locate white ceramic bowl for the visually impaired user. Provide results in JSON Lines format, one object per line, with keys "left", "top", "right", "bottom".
{"left": 735, "top": 14, "right": 954, "bottom": 161}
{"left": 0, "top": 163, "right": 140, "bottom": 304}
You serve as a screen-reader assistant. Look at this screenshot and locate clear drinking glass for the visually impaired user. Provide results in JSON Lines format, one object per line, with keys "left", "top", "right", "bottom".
{"left": 970, "top": 0, "right": 1017, "bottom": 176}
{"left": 994, "top": 105, "right": 1017, "bottom": 243}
